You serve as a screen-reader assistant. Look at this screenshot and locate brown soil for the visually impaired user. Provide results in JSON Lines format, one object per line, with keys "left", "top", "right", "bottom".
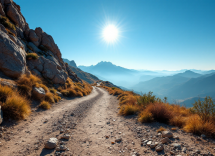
{"left": 0, "top": 87, "right": 215, "bottom": 156}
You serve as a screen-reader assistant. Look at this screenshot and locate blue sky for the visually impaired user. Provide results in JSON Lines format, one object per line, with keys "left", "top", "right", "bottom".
{"left": 15, "top": 0, "right": 215, "bottom": 70}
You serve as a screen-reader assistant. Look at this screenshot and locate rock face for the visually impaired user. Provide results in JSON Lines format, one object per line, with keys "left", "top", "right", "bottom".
{"left": 6, "top": 2, "right": 26, "bottom": 31}
{"left": 0, "top": 31, "right": 28, "bottom": 78}
{"left": 44, "top": 138, "right": 58, "bottom": 149}
{"left": 32, "top": 87, "right": 45, "bottom": 100}
{"left": 27, "top": 56, "right": 68, "bottom": 84}
{"left": 0, "top": 106, "right": 3, "bottom": 124}
{"left": 65, "top": 64, "right": 82, "bottom": 83}
{"left": 0, "top": 1, "right": 82, "bottom": 86}
{"left": 0, "top": 3, "right": 5, "bottom": 16}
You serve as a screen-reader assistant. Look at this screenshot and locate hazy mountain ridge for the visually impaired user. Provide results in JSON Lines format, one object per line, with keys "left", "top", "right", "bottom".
{"left": 79, "top": 61, "right": 215, "bottom": 107}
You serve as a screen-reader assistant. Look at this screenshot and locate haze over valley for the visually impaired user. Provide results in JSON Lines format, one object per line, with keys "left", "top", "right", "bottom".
{"left": 76, "top": 60, "right": 215, "bottom": 106}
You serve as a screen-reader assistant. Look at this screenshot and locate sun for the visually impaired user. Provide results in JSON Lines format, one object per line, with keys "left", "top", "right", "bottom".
{"left": 102, "top": 25, "right": 119, "bottom": 43}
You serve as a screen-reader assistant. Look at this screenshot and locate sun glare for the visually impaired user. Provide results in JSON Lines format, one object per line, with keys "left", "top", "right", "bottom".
{"left": 103, "top": 25, "right": 119, "bottom": 43}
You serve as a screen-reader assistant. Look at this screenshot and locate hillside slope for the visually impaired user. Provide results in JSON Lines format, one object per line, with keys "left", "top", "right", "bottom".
{"left": 69, "top": 65, "right": 99, "bottom": 84}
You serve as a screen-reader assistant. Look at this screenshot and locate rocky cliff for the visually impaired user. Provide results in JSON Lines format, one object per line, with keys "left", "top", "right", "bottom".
{"left": 0, "top": 0, "right": 81, "bottom": 86}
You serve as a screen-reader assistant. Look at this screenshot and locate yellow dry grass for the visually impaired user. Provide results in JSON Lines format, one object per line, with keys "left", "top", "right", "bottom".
{"left": 59, "top": 78, "right": 92, "bottom": 98}
{"left": 157, "top": 126, "right": 166, "bottom": 132}
{"left": 2, "top": 93, "right": 31, "bottom": 120}
{"left": 101, "top": 85, "right": 215, "bottom": 138}
{"left": 0, "top": 84, "right": 13, "bottom": 102}
{"left": 39, "top": 101, "right": 51, "bottom": 110}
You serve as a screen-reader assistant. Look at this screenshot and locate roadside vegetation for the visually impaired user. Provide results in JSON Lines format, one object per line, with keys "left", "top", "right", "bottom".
{"left": 58, "top": 77, "right": 93, "bottom": 97}
{"left": 100, "top": 86, "right": 215, "bottom": 138}
{"left": 0, "top": 74, "right": 93, "bottom": 120}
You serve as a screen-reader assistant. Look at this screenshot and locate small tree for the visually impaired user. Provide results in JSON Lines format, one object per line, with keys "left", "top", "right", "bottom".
{"left": 192, "top": 96, "right": 215, "bottom": 121}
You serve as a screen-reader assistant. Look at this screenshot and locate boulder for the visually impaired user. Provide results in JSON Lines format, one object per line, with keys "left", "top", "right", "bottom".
{"left": 0, "top": 106, "right": 3, "bottom": 124}
{"left": 162, "top": 131, "right": 173, "bottom": 138}
{"left": 44, "top": 138, "right": 58, "bottom": 149}
{"left": 32, "top": 87, "right": 45, "bottom": 100}
{"left": 0, "top": 30, "right": 27, "bottom": 78}
{"left": 0, "top": 3, "right": 5, "bottom": 16}
{"left": 6, "top": 3, "right": 26, "bottom": 30}
{"left": 34, "top": 27, "right": 62, "bottom": 61}
{"left": 27, "top": 56, "right": 67, "bottom": 84}
{"left": 28, "top": 29, "right": 39, "bottom": 46}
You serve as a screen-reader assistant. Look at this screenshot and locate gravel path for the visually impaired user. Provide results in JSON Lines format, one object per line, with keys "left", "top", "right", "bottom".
{"left": 0, "top": 87, "right": 215, "bottom": 156}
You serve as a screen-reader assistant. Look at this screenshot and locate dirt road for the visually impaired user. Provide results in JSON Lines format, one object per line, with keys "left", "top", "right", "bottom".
{"left": 0, "top": 87, "right": 215, "bottom": 156}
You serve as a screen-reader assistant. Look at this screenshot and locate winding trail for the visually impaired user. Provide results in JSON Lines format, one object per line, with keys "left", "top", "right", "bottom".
{"left": 0, "top": 87, "right": 215, "bottom": 156}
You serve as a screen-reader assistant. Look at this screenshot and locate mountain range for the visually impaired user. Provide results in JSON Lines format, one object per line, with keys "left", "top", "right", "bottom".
{"left": 78, "top": 61, "right": 215, "bottom": 107}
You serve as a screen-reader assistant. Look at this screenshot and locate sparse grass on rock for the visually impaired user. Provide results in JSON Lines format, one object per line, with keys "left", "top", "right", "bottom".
{"left": 0, "top": 15, "right": 16, "bottom": 31}
{"left": 26, "top": 53, "right": 39, "bottom": 60}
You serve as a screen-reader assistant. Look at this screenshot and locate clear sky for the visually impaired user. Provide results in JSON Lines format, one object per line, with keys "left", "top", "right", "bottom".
{"left": 15, "top": 0, "right": 215, "bottom": 70}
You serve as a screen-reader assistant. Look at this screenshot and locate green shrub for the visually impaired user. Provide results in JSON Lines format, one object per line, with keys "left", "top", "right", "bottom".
{"left": 137, "top": 91, "right": 160, "bottom": 108}
{"left": 26, "top": 53, "right": 39, "bottom": 60}
{"left": 0, "top": 16, "right": 16, "bottom": 31}
{"left": 192, "top": 96, "right": 215, "bottom": 121}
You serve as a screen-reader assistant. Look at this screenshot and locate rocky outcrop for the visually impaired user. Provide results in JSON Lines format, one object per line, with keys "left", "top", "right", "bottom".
{"left": 0, "top": 30, "right": 28, "bottom": 78}
{"left": 6, "top": 2, "right": 26, "bottom": 31}
{"left": 0, "top": 1, "right": 82, "bottom": 86}
{"left": 65, "top": 64, "right": 82, "bottom": 83}
{"left": 27, "top": 56, "right": 68, "bottom": 84}
{"left": 28, "top": 29, "right": 40, "bottom": 46}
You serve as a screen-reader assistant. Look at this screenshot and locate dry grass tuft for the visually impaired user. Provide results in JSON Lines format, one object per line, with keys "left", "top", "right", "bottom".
{"left": 138, "top": 111, "right": 154, "bottom": 123}
{"left": 145, "top": 103, "right": 173, "bottom": 123}
{"left": 157, "top": 126, "right": 166, "bottom": 132}
{"left": 119, "top": 105, "right": 139, "bottom": 116}
{"left": 26, "top": 53, "right": 39, "bottom": 60}
{"left": 59, "top": 78, "right": 92, "bottom": 98}
{"left": 0, "top": 16, "right": 16, "bottom": 31}
{"left": 44, "top": 92, "right": 55, "bottom": 103}
{"left": 169, "top": 116, "right": 187, "bottom": 128}
{"left": 54, "top": 95, "right": 61, "bottom": 102}
{"left": 0, "top": 85, "right": 13, "bottom": 103}
{"left": 39, "top": 101, "right": 51, "bottom": 110}
{"left": 2, "top": 94, "right": 31, "bottom": 120}
{"left": 17, "top": 74, "right": 43, "bottom": 97}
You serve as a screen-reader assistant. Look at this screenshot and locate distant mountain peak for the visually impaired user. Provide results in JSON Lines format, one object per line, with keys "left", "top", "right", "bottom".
{"left": 97, "top": 61, "right": 113, "bottom": 65}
